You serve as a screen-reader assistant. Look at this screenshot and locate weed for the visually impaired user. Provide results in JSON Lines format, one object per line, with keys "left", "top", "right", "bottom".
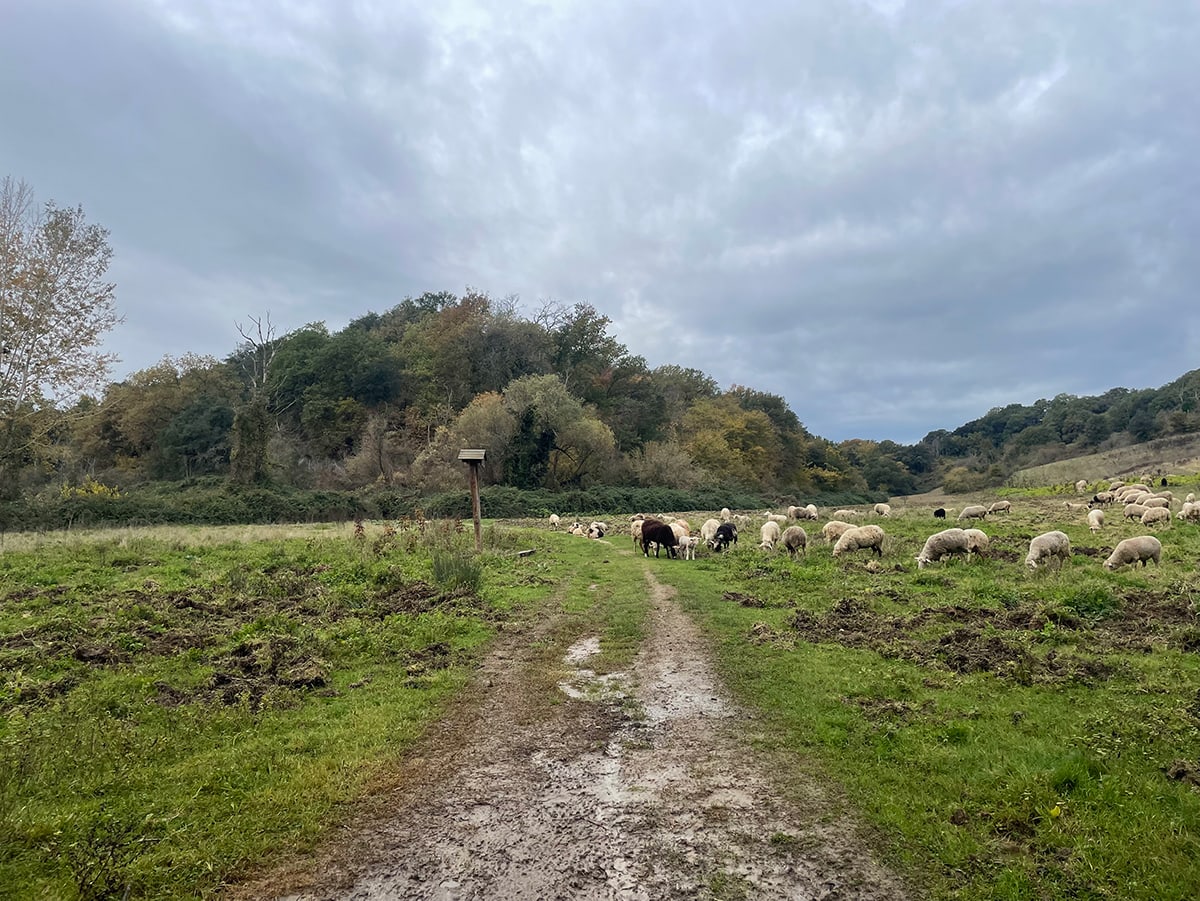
{"left": 431, "top": 551, "right": 484, "bottom": 592}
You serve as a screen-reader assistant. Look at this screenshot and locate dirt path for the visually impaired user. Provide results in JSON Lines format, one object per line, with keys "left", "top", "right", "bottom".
{"left": 254, "top": 568, "right": 909, "bottom": 900}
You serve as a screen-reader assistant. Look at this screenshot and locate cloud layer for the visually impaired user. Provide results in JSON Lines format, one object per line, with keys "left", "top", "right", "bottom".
{"left": 2, "top": 0, "right": 1197, "bottom": 442}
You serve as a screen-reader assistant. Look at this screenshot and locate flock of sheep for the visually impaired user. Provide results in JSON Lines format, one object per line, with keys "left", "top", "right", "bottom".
{"left": 547, "top": 477, "right": 1195, "bottom": 574}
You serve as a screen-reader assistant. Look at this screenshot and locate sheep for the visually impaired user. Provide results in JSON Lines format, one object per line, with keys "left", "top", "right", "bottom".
{"left": 963, "top": 528, "right": 990, "bottom": 557}
{"left": 873, "top": 503, "right": 892, "bottom": 517}
{"left": 1025, "top": 530, "right": 1071, "bottom": 571}
{"left": 548, "top": 513, "right": 561, "bottom": 528}
{"left": 631, "top": 519, "right": 644, "bottom": 548}
{"left": 1123, "top": 503, "right": 1148, "bottom": 522}
{"left": 832, "top": 509, "right": 860, "bottom": 519}
{"left": 677, "top": 535, "right": 701, "bottom": 560}
{"left": 915, "top": 528, "right": 971, "bottom": 569}
{"left": 1187, "top": 493, "right": 1196, "bottom": 504}
{"left": 1064, "top": 502, "right": 1088, "bottom": 512}
{"left": 789, "top": 504, "right": 818, "bottom": 521}
{"left": 1087, "top": 509, "right": 1105, "bottom": 532}
{"left": 1153, "top": 490, "right": 1174, "bottom": 501}
{"left": 587, "top": 522, "right": 607, "bottom": 539}
{"left": 1104, "top": 536, "right": 1162, "bottom": 570}
{"left": 1108, "top": 479, "right": 1125, "bottom": 490}
{"left": 780, "top": 525, "right": 808, "bottom": 557}
{"left": 1141, "top": 497, "right": 1169, "bottom": 509}
{"left": 1090, "top": 491, "right": 1115, "bottom": 506}
{"left": 760, "top": 520, "right": 782, "bottom": 549}
{"left": 933, "top": 507, "right": 946, "bottom": 519}
{"left": 733, "top": 513, "right": 751, "bottom": 525}
{"left": 787, "top": 505, "right": 800, "bottom": 519}
{"left": 821, "top": 520, "right": 855, "bottom": 544}
{"left": 765, "top": 512, "right": 788, "bottom": 525}
{"left": 805, "top": 503, "right": 819, "bottom": 519}
{"left": 720, "top": 507, "right": 732, "bottom": 522}
{"left": 1177, "top": 502, "right": 1200, "bottom": 522}
{"left": 987, "top": 500, "right": 1011, "bottom": 515}
{"left": 699, "top": 518, "right": 722, "bottom": 543}
{"left": 711, "top": 522, "right": 738, "bottom": 551}
{"left": 832, "top": 524, "right": 885, "bottom": 558}
{"left": 570, "top": 523, "right": 586, "bottom": 536}
{"left": 1140, "top": 507, "right": 1171, "bottom": 528}
{"left": 1075, "top": 479, "right": 1088, "bottom": 494}
{"left": 640, "top": 518, "right": 678, "bottom": 558}
{"left": 957, "top": 505, "right": 988, "bottom": 522}
{"left": 670, "top": 522, "right": 690, "bottom": 542}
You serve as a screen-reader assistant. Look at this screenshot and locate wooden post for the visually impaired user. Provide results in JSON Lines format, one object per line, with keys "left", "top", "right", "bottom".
{"left": 457, "top": 449, "right": 486, "bottom": 553}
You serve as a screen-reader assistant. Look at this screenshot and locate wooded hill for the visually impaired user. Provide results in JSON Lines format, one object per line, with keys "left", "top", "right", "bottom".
{"left": 21, "top": 290, "right": 1200, "bottom": 504}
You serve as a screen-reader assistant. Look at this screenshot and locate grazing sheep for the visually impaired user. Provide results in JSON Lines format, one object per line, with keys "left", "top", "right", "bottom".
{"left": 720, "top": 507, "right": 732, "bottom": 522}
{"left": 1064, "top": 502, "right": 1088, "bottom": 512}
{"left": 760, "top": 520, "right": 782, "bottom": 549}
{"left": 1109, "top": 479, "right": 1125, "bottom": 490}
{"left": 1025, "top": 530, "right": 1071, "bottom": 571}
{"left": 915, "top": 528, "right": 971, "bottom": 569}
{"left": 933, "top": 507, "right": 946, "bottom": 519}
{"left": 987, "top": 500, "right": 1011, "bottom": 515}
{"left": 699, "top": 518, "right": 722, "bottom": 543}
{"left": 711, "top": 522, "right": 738, "bottom": 551}
{"left": 1140, "top": 507, "right": 1171, "bottom": 527}
{"left": 787, "top": 505, "right": 800, "bottom": 519}
{"left": 832, "top": 524, "right": 885, "bottom": 558}
{"left": 677, "top": 535, "right": 701, "bottom": 560}
{"left": 1177, "top": 502, "right": 1200, "bottom": 522}
{"left": 780, "top": 525, "right": 808, "bottom": 557}
{"left": 1090, "top": 492, "right": 1115, "bottom": 506}
{"left": 549, "top": 513, "right": 561, "bottom": 528}
{"left": 957, "top": 505, "right": 988, "bottom": 522}
{"left": 1104, "top": 536, "right": 1162, "bottom": 570}
{"left": 790, "top": 504, "right": 819, "bottom": 521}
{"left": 821, "top": 520, "right": 855, "bottom": 544}
{"left": 873, "top": 503, "right": 892, "bottom": 517}
{"left": 640, "top": 518, "right": 678, "bottom": 558}
{"left": 1153, "top": 490, "right": 1174, "bottom": 501}
{"left": 832, "top": 509, "right": 860, "bottom": 519}
{"left": 1075, "top": 479, "right": 1088, "bottom": 494}
{"left": 670, "top": 522, "right": 690, "bottom": 542}
{"left": 1123, "top": 503, "right": 1149, "bottom": 521}
{"left": 963, "top": 528, "right": 990, "bottom": 556}
{"left": 1088, "top": 509, "right": 1105, "bottom": 532}
{"left": 631, "top": 519, "right": 644, "bottom": 548}
{"left": 765, "top": 512, "right": 788, "bottom": 525}
{"left": 733, "top": 513, "right": 751, "bottom": 525}
{"left": 1141, "top": 497, "right": 1169, "bottom": 509}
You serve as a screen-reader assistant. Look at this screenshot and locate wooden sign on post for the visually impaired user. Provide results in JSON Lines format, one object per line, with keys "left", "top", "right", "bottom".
{"left": 457, "top": 449, "right": 486, "bottom": 553}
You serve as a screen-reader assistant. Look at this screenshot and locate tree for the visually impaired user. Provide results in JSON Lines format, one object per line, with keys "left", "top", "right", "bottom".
{"left": 0, "top": 177, "right": 120, "bottom": 494}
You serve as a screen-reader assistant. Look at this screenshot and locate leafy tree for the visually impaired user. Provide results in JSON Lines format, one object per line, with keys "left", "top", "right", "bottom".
{"left": 0, "top": 177, "right": 120, "bottom": 495}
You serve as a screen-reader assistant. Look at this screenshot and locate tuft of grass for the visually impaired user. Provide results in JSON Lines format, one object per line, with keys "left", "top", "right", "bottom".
{"left": 431, "top": 551, "right": 484, "bottom": 592}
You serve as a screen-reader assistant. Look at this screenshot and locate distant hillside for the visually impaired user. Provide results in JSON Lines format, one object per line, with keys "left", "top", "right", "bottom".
{"left": 1008, "top": 433, "right": 1200, "bottom": 488}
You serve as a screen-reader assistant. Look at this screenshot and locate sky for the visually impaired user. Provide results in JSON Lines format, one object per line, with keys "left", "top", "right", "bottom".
{"left": 1, "top": 0, "right": 1197, "bottom": 444}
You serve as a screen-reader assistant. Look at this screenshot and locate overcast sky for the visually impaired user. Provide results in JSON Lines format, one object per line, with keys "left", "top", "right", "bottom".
{"left": 2, "top": 0, "right": 1197, "bottom": 443}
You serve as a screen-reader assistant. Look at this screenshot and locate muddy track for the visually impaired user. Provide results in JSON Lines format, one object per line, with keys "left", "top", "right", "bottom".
{"left": 245, "top": 567, "right": 909, "bottom": 900}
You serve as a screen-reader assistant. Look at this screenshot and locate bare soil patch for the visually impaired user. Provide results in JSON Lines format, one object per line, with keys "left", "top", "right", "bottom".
{"left": 235, "top": 570, "right": 909, "bottom": 900}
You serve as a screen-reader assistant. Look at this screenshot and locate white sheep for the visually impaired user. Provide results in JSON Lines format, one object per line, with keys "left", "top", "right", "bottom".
{"left": 1186, "top": 493, "right": 1196, "bottom": 504}
{"left": 805, "top": 503, "right": 819, "bottom": 519}
{"left": 670, "top": 522, "right": 690, "bottom": 542}
{"left": 1177, "top": 502, "right": 1200, "bottom": 522}
{"left": 1087, "top": 509, "right": 1105, "bottom": 532}
{"left": 832, "top": 509, "right": 860, "bottom": 519}
{"left": 1025, "top": 530, "right": 1071, "bottom": 571}
{"left": 699, "top": 518, "right": 722, "bottom": 543}
{"left": 1108, "top": 479, "right": 1125, "bottom": 490}
{"left": 720, "top": 507, "right": 732, "bottom": 522}
{"left": 631, "top": 519, "right": 644, "bottom": 547}
{"left": 570, "top": 523, "right": 586, "bottom": 536}
{"left": 915, "top": 528, "right": 971, "bottom": 569}
{"left": 733, "top": 513, "right": 751, "bottom": 525}
{"left": 780, "top": 525, "right": 808, "bottom": 557}
{"left": 963, "top": 528, "right": 990, "bottom": 556}
{"left": 832, "top": 524, "right": 886, "bottom": 558}
{"left": 677, "top": 535, "right": 701, "bottom": 560}
{"left": 1091, "top": 491, "right": 1115, "bottom": 505}
{"left": 957, "top": 505, "right": 988, "bottom": 522}
{"left": 1075, "top": 479, "right": 1088, "bottom": 494}
{"left": 873, "top": 503, "right": 892, "bottom": 517}
{"left": 765, "top": 512, "right": 789, "bottom": 525}
{"left": 987, "top": 500, "right": 1011, "bottom": 515}
{"left": 821, "top": 520, "right": 854, "bottom": 544}
{"left": 1104, "top": 536, "right": 1162, "bottom": 570}
{"left": 1140, "top": 507, "right": 1171, "bottom": 527}
{"left": 760, "top": 520, "right": 782, "bottom": 549}
{"left": 1064, "top": 501, "right": 1088, "bottom": 512}
{"left": 1141, "top": 497, "right": 1170, "bottom": 509}
{"left": 787, "top": 505, "right": 800, "bottom": 519}
{"left": 1123, "top": 503, "right": 1148, "bottom": 521}
{"left": 548, "top": 513, "right": 560, "bottom": 528}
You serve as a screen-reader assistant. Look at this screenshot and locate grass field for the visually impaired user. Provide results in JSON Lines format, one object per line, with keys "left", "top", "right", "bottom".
{"left": 2, "top": 500, "right": 1199, "bottom": 899}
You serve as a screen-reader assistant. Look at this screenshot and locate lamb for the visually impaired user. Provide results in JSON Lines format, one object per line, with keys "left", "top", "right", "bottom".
{"left": 1025, "top": 530, "right": 1071, "bottom": 571}
{"left": 711, "top": 522, "right": 738, "bottom": 551}
{"left": 1087, "top": 509, "right": 1105, "bottom": 532}
{"left": 873, "top": 503, "right": 892, "bottom": 517}
{"left": 677, "top": 535, "right": 701, "bottom": 560}
{"left": 699, "top": 518, "right": 722, "bottom": 543}
{"left": 933, "top": 507, "right": 946, "bottom": 519}
{"left": 548, "top": 513, "right": 560, "bottom": 528}
{"left": 570, "top": 523, "right": 586, "bottom": 536}
{"left": 720, "top": 507, "right": 732, "bottom": 522}
{"left": 760, "top": 520, "right": 782, "bottom": 549}
{"left": 1187, "top": 493, "right": 1196, "bottom": 504}
{"left": 640, "top": 518, "right": 678, "bottom": 558}
{"left": 780, "top": 525, "right": 808, "bottom": 557}
{"left": 1104, "top": 535, "right": 1162, "bottom": 570}
{"left": 1075, "top": 479, "right": 1088, "bottom": 494}
{"left": 963, "top": 528, "right": 990, "bottom": 556}
{"left": 1176, "top": 502, "right": 1200, "bottom": 522}
{"left": 1064, "top": 502, "right": 1088, "bottom": 512}
{"left": 1123, "top": 503, "right": 1148, "bottom": 521}
{"left": 957, "top": 505, "right": 988, "bottom": 522}
{"left": 832, "top": 509, "right": 860, "bottom": 519}
{"left": 821, "top": 520, "right": 855, "bottom": 544}
{"left": 832, "top": 524, "right": 885, "bottom": 558}
{"left": 1140, "top": 507, "right": 1171, "bottom": 527}
{"left": 630, "top": 519, "right": 644, "bottom": 548}
{"left": 915, "top": 528, "right": 971, "bottom": 569}
{"left": 987, "top": 500, "right": 1011, "bottom": 515}
{"left": 765, "top": 512, "right": 789, "bottom": 525}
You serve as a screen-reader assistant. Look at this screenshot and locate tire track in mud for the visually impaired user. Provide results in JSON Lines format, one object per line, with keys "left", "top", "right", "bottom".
{"left": 264, "top": 568, "right": 909, "bottom": 900}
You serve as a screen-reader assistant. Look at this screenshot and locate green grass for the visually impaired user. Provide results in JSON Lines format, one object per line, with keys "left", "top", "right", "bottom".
{"left": 645, "top": 501, "right": 1200, "bottom": 900}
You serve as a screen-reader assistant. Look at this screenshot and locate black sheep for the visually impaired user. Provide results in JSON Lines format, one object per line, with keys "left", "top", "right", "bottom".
{"left": 933, "top": 507, "right": 946, "bottom": 519}
{"left": 640, "top": 518, "right": 678, "bottom": 558}
{"left": 710, "top": 522, "right": 738, "bottom": 552}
